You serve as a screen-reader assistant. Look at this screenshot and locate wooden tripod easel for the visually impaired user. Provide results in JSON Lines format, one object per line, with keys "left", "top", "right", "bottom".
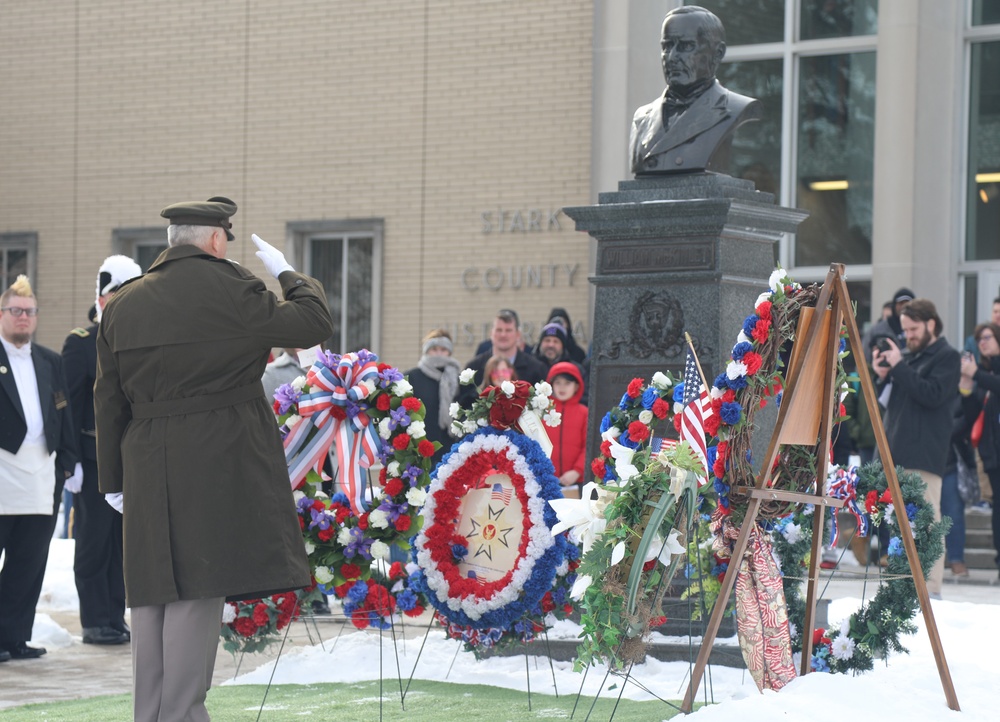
{"left": 680, "top": 263, "right": 960, "bottom": 713}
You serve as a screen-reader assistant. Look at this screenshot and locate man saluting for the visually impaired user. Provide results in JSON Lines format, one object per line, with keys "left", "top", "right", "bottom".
{"left": 95, "top": 197, "right": 334, "bottom": 722}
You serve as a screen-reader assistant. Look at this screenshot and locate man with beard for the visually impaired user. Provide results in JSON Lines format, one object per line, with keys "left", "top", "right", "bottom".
{"left": 872, "top": 298, "right": 960, "bottom": 597}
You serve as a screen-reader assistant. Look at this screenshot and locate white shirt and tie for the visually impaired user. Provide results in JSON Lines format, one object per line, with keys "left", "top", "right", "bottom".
{"left": 0, "top": 337, "right": 56, "bottom": 515}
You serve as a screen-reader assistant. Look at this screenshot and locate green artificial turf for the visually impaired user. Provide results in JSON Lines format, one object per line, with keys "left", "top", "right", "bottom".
{"left": 0, "top": 680, "right": 692, "bottom": 721}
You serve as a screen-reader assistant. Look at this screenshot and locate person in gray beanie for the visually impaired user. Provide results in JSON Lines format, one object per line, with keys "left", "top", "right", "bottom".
{"left": 406, "top": 329, "right": 461, "bottom": 465}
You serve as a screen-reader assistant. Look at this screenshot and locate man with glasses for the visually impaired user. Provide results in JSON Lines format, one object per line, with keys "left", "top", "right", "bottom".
{"left": 0, "top": 275, "right": 78, "bottom": 662}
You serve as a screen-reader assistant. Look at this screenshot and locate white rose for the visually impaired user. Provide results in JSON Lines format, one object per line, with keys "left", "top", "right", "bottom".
{"left": 393, "top": 379, "right": 413, "bottom": 396}
{"left": 284, "top": 414, "right": 301, "bottom": 429}
{"left": 337, "top": 527, "right": 353, "bottom": 546}
{"left": 369, "top": 509, "right": 390, "bottom": 529}
{"left": 378, "top": 418, "right": 392, "bottom": 440}
{"left": 768, "top": 266, "right": 786, "bottom": 292}
{"left": 358, "top": 379, "right": 376, "bottom": 398}
{"left": 710, "top": 386, "right": 725, "bottom": 399}
{"left": 460, "top": 368, "right": 476, "bottom": 384}
{"left": 531, "top": 394, "right": 550, "bottom": 410}
{"left": 291, "top": 375, "right": 307, "bottom": 391}
{"left": 449, "top": 402, "right": 461, "bottom": 419}
{"left": 476, "top": 417, "right": 488, "bottom": 427}
{"left": 543, "top": 409, "right": 562, "bottom": 427}
{"left": 638, "top": 410, "right": 653, "bottom": 425}
{"left": 303, "top": 540, "right": 315, "bottom": 555}
{"left": 651, "top": 371, "right": 672, "bottom": 390}
{"left": 387, "top": 461, "right": 401, "bottom": 476}
{"left": 408, "top": 420, "right": 426, "bottom": 439}
{"left": 501, "top": 380, "right": 516, "bottom": 396}
{"left": 221, "top": 604, "right": 238, "bottom": 624}
{"left": 450, "top": 421, "right": 465, "bottom": 437}
{"left": 314, "top": 566, "right": 334, "bottom": 585}
{"left": 406, "top": 487, "right": 427, "bottom": 506}
{"left": 463, "top": 420, "right": 478, "bottom": 433}
{"left": 534, "top": 381, "right": 552, "bottom": 397}
{"left": 371, "top": 540, "right": 391, "bottom": 560}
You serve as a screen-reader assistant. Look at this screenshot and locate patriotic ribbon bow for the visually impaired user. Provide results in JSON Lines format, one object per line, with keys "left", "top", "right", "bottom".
{"left": 284, "top": 351, "right": 382, "bottom": 513}
{"left": 826, "top": 465, "right": 868, "bottom": 545}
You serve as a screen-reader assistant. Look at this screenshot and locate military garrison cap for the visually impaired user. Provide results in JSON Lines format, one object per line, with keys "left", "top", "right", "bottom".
{"left": 160, "top": 196, "right": 238, "bottom": 241}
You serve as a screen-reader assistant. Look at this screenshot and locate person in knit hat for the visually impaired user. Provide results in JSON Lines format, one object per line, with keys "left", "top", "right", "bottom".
{"left": 543, "top": 361, "right": 588, "bottom": 499}
{"left": 535, "top": 322, "right": 571, "bottom": 368}
{"left": 406, "top": 329, "right": 461, "bottom": 466}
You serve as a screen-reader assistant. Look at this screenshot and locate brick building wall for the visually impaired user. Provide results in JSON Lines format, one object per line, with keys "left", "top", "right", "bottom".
{"left": 0, "top": 0, "right": 593, "bottom": 371}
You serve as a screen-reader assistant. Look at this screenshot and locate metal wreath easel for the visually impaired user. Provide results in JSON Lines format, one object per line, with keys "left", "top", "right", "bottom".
{"left": 680, "top": 263, "right": 960, "bottom": 714}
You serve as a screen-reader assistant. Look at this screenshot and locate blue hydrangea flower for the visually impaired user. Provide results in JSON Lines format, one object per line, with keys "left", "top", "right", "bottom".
{"left": 743, "top": 315, "right": 760, "bottom": 337}
{"left": 714, "top": 373, "right": 729, "bottom": 391}
{"left": 673, "top": 382, "right": 685, "bottom": 403}
{"left": 905, "top": 503, "right": 919, "bottom": 521}
{"left": 728, "top": 374, "right": 749, "bottom": 390}
{"left": 720, "top": 401, "right": 742, "bottom": 425}
{"left": 888, "top": 537, "right": 904, "bottom": 557}
{"left": 706, "top": 444, "right": 718, "bottom": 469}
{"left": 731, "top": 341, "right": 753, "bottom": 361}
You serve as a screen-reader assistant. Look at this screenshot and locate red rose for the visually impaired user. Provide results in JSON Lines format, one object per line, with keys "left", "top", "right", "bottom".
{"left": 272, "top": 399, "right": 282, "bottom": 413}
{"left": 341, "top": 563, "right": 362, "bottom": 580}
{"left": 379, "top": 467, "right": 387, "bottom": 484}
{"left": 813, "top": 628, "right": 829, "bottom": 646}
{"left": 865, "top": 490, "right": 879, "bottom": 514}
{"left": 334, "top": 506, "right": 351, "bottom": 524}
{"left": 627, "top": 420, "right": 650, "bottom": 443}
{"left": 312, "top": 499, "right": 325, "bottom": 511}
{"left": 376, "top": 394, "right": 391, "bottom": 411}
{"left": 627, "top": 378, "right": 644, "bottom": 398}
{"left": 402, "top": 397, "right": 422, "bottom": 411}
{"left": 317, "top": 526, "right": 334, "bottom": 542}
{"left": 879, "top": 489, "right": 892, "bottom": 504}
{"left": 673, "top": 413, "right": 683, "bottom": 432}
{"left": 332, "top": 582, "right": 352, "bottom": 598}
{"left": 713, "top": 455, "right": 726, "bottom": 479}
{"left": 652, "top": 397, "right": 670, "bottom": 419}
{"left": 642, "top": 559, "right": 656, "bottom": 572}
{"left": 393, "top": 434, "right": 411, "bottom": 450}
{"left": 252, "top": 603, "right": 270, "bottom": 627}
{"left": 722, "top": 389, "right": 736, "bottom": 404}
{"left": 756, "top": 300, "right": 772, "bottom": 320}
{"left": 329, "top": 405, "right": 347, "bottom": 420}
{"left": 358, "top": 513, "right": 369, "bottom": 530}
{"left": 394, "top": 515, "right": 412, "bottom": 532}
{"left": 649, "top": 616, "right": 667, "bottom": 627}
{"left": 540, "top": 592, "right": 555, "bottom": 613}
{"left": 743, "top": 351, "right": 763, "bottom": 376}
{"left": 704, "top": 413, "right": 721, "bottom": 437}
{"left": 711, "top": 397, "right": 723, "bottom": 415}
{"left": 389, "top": 561, "right": 405, "bottom": 580}
{"left": 377, "top": 363, "right": 391, "bottom": 372}
{"left": 486, "top": 381, "right": 531, "bottom": 429}
{"left": 591, "top": 458, "right": 607, "bottom": 478}
{"left": 404, "top": 605, "right": 424, "bottom": 618}
{"left": 352, "top": 611, "right": 370, "bottom": 630}
{"left": 385, "top": 478, "right": 404, "bottom": 497}
{"left": 418, "top": 439, "right": 436, "bottom": 457}
{"left": 838, "top": 402, "right": 847, "bottom": 418}
{"left": 752, "top": 319, "right": 771, "bottom": 344}
{"left": 233, "top": 617, "right": 258, "bottom": 637}
{"left": 600, "top": 439, "right": 612, "bottom": 458}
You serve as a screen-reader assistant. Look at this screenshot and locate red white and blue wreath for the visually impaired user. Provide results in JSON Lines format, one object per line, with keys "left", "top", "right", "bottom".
{"left": 411, "top": 426, "right": 572, "bottom": 630}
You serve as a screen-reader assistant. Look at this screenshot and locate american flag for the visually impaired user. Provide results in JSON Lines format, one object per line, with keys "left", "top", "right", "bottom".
{"left": 491, "top": 483, "right": 512, "bottom": 506}
{"left": 680, "top": 348, "right": 711, "bottom": 487}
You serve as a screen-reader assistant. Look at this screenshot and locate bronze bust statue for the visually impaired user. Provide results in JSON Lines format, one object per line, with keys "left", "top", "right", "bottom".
{"left": 629, "top": 6, "right": 761, "bottom": 176}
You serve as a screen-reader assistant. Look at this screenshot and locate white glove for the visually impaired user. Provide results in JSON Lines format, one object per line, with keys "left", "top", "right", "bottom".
{"left": 252, "top": 234, "right": 294, "bottom": 278}
{"left": 65, "top": 463, "right": 84, "bottom": 494}
{"left": 105, "top": 493, "right": 124, "bottom": 514}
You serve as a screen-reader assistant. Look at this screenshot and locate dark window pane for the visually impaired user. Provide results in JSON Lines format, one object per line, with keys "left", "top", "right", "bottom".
{"left": 686, "top": 0, "right": 784, "bottom": 46}
{"left": 800, "top": 0, "right": 878, "bottom": 40}
{"left": 795, "top": 51, "right": 877, "bottom": 266}
{"left": 4, "top": 249, "right": 28, "bottom": 288}
{"left": 964, "top": 275, "right": 979, "bottom": 343}
{"left": 967, "top": 41, "right": 1000, "bottom": 261}
{"left": 346, "top": 238, "right": 373, "bottom": 351}
{"left": 311, "top": 238, "right": 344, "bottom": 349}
{"left": 973, "top": 0, "right": 1000, "bottom": 26}
{"left": 136, "top": 243, "right": 167, "bottom": 272}
{"left": 717, "top": 58, "right": 783, "bottom": 198}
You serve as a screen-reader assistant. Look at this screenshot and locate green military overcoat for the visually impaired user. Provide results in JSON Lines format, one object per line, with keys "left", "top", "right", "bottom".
{"left": 94, "top": 244, "right": 334, "bottom": 607}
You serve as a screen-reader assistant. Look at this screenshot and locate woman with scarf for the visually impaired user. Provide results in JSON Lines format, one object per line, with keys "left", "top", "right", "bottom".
{"left": 406, "top": 329, "right": 461, "bottom": 466}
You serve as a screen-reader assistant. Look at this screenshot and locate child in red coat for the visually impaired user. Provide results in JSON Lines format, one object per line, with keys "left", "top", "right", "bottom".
{"left": 544, "top": 362, "right": 588, "bottom": 498}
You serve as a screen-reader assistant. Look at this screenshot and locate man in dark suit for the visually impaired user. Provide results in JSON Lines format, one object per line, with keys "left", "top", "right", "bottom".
{"left": 0, "top": 275, "right": 77, "bottom": 661}
{"left": 62, "top": 255, "right": 142, "bottom": 646}
{"left": 629, "top": 5, "right": 761, "bottom": 175}
{"left": 460, "top": 310, "right": 548, "bottom": 407}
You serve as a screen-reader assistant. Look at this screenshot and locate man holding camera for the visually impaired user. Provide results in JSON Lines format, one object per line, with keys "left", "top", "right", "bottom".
{"left": 872, "top": 298, "right": 960, "bottom": 597}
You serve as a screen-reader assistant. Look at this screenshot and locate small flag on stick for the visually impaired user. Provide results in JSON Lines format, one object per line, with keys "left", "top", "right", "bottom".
{"left": 681, "top": 337, "right": 711, "bottom": 486}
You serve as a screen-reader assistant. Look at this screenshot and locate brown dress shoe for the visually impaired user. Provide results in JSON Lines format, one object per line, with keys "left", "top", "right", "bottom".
{"left": 950, "top": 561, "right": 970, "bottom": 577}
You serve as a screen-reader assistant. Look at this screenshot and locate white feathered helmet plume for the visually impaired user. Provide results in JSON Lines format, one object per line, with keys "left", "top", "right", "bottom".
{"left": 95, "top": 255, "right": 142, "bottom": 321}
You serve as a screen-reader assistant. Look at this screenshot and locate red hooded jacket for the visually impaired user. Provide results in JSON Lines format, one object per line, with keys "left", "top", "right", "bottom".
{"left": 544, "top": 362, "right": 588, "bottom": 479}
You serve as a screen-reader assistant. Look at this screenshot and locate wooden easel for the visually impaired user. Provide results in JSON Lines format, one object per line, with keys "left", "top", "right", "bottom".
{"left": 681, "top": 263, "right": 960, "bottom": 713}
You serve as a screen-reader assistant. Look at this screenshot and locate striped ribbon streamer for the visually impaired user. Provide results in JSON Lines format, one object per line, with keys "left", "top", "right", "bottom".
{"left": 284, "top": 352, "right": 383, "bottom": 513}
{"left": 826, "top": 465, "right": 867, "bottom": 546}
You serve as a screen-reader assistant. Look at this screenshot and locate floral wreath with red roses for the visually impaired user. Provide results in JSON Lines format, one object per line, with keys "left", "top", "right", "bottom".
{"left": 220, "top": 588, "right": 318, "bottom": 655}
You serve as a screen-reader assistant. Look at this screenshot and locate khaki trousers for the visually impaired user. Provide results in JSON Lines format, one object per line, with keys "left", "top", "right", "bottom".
{"left": 131, "top": 597, "right": 225, "bottom": 722}
{"left": 910, "top": 469, "right": 943, "bottom": 596}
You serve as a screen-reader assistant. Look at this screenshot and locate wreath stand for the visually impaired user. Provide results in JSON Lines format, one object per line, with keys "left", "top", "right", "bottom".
{"left": 680, "top": 263, "right": 960, "bottom": 714}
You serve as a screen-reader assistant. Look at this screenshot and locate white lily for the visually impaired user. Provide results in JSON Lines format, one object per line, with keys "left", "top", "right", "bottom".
{"left": 645, "top": 528, "right": 686, "bottom": 566}
{"left": 570, "top": 573, "right": 593, "bottom": 600}
{"left": 549, "top": 482, "right": 611, "bottom": 554}
{"left": 608, "top": 439, "right": 640, "bottom": 484}
{"left": 610, "top": 541, "right": 626, "bottom": 567}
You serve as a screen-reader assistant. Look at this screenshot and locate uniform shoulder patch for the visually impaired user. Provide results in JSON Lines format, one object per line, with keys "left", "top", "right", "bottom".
{"left": 70, "top": 327, "right": 90, "bottom": 337}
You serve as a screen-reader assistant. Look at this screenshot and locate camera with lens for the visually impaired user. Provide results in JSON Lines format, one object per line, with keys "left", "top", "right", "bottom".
{"left": 871, "top": 335, "right": 894, "bottom": 367}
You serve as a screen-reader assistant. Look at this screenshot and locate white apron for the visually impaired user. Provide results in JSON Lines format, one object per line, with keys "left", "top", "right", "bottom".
{"left": 0, "top": 442, "right": 56, "bottom": 515}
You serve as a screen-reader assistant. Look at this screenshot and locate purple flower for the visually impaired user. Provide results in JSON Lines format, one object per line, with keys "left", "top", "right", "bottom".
{"left": 378, "top": 498, "right": 409, "bottom": 522}
{"left": 344, "top": 528, "right": 373, "bottom": 560}
{"left": 273, "top": 383, "right": 301, "bottom": 415}
{"left": 378, "top": 367, "right": 404, "bottom": 389}
{"left": 296, "top": 495, "right": 316, "bottom": 514}
{"left": 402, "top": 465, "right": 422, "bottom": 486}
{"left": 346, "top": 399, "right": 367, "bottom": 419}
{"left": 317, "top": 350, "right": 341, "bottom": 369}
{"left": 356, "top": 349, "right": 378, "bottom": 365}
{"left": 389, "top": 406, "right": 411, "bottom": 430}
{"left": 308, "top": 507, "right": 334, "bottom": 531}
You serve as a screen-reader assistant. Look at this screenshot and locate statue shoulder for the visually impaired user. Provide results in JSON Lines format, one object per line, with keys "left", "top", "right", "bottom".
{"left": 723, "top": 88, "right": 762, "bottom": 118}
{"left": 632, "top": 96, "right": 662, "bottom": 123}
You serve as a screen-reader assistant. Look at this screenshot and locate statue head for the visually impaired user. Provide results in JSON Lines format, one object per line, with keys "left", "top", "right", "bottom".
{"left": 660, "top": 6, "right": 727, "bottom": 91}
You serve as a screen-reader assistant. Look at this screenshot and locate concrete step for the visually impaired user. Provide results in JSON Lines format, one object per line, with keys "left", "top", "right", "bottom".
{"left": 966, "top": 547, "right": 998, "bottom": 570}
{"left": 965, "top": 527, "right": 993, "bottom": 550}
{"left": 965, "top": 509, "right": 993, "bottom": 530}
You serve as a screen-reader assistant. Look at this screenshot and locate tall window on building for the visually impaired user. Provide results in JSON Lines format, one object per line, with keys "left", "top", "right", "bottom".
{"left": 689, "top": 0, "right": 878, "bottom": 325}
{"left": 0, "top": 232, "right": 36, "bottom": 290}
{"left": 112, "top": 228, "right": 168, "bottom": 272}
{"left": 967, "top": 9, "right": 1000, "bottom": 262}
{"left": 289, "top": 220, "right": 383, "bottom": 354}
